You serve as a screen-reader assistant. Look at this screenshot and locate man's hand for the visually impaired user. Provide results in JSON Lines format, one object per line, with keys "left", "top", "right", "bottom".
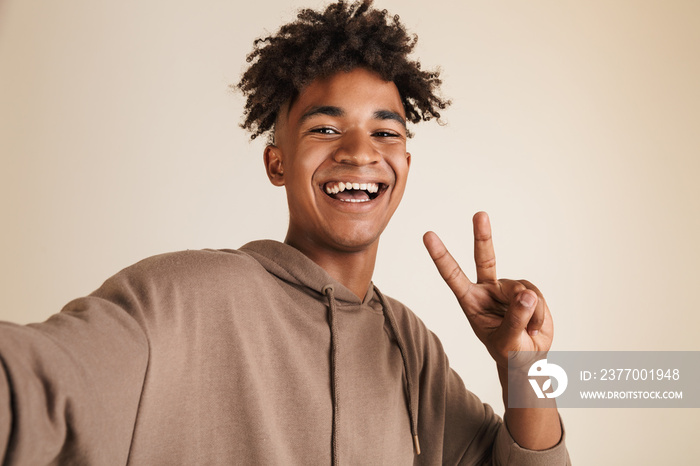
{"left": 423, "top": 211, "right": 553, "bottom": 370}
{"left": 424, "top": 212, "right": 563, "bottom": 451}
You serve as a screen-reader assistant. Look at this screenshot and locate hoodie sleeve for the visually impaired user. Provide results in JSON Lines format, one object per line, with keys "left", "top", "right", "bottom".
{"left": 0, "top": 277, "right": 149, "bottom": 464}
{"left": 384, "top": 296, "right": 570, "bottom": 465}
{"left": 439, "top": 365, "right": 571, "bottom": 465}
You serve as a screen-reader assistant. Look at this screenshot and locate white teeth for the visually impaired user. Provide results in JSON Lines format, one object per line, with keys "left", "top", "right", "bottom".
{"left": 340, "top": 198, "right": 370, "bottom": 203}
{"left": 324, "top": 181, "right": 381, "bottom": 196}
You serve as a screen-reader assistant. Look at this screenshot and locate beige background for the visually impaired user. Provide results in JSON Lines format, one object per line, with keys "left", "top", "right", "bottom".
{"left": 1, "top": 0, "right": 698, "bottom": 463}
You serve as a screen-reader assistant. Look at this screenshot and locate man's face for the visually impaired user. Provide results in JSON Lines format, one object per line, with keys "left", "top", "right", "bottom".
{"left": 266, "top": 67, "right": 411, "bottom": 257}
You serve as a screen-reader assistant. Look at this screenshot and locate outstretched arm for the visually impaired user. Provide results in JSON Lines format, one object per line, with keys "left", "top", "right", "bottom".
{"left": 423, "top": 211, "right": 562, "bottom": 451}
{"left": 0, "top": 293, "right": 148, "bottom": 464}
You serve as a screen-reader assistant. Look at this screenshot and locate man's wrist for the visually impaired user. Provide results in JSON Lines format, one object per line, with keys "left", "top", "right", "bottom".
{"left": 497, "top": 359, "right": 562, "bottom": 450}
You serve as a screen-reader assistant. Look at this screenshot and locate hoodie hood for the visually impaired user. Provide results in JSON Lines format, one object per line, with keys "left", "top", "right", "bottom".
{"left": 240, "top": 240, "right": 376, "bottom": 305}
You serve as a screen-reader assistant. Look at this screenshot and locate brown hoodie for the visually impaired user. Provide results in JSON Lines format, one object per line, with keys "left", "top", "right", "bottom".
{"left": 0, "top": 240, "right": 569, "bottom": 465}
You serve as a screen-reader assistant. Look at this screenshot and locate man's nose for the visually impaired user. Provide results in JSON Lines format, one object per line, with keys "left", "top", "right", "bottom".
{"left": 332, "top": 131, "right": 381, "bottom": 165}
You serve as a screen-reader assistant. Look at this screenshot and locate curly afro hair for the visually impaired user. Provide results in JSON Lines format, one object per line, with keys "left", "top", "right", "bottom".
{"left": 236, "top": 0, "right": 450, "bottom": 141}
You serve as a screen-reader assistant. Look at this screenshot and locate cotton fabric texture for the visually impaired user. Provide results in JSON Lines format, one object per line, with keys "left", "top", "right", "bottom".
{"left": 0, "top": 240, "right": 569, "bottom": 464}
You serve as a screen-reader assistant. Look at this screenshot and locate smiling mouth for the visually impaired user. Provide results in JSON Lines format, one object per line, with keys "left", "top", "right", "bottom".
{"left": 322, "top": 181, "right": 387, "bottom": 203}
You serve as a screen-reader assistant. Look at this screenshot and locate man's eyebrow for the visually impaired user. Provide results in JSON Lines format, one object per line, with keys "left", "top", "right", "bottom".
{"left": 299, "top": 106, "right": 345, "bottom": 124}
{"left": 298, "top": 106, "right": 406, "bottom": 128}
{"left": 373, "top": 109, "right": 406, "bottom": 127}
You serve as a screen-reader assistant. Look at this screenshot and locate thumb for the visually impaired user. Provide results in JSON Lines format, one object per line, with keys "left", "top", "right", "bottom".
{"left": 495, "top": 290, "right": 538, "bottom": 345}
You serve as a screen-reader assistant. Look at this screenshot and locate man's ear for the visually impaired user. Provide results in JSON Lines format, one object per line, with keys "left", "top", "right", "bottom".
{"left": 264, "top": 145, "right": 285, "bottom": 187}
{"left": 406, "top": 152, "right": 412, "bottom": 170}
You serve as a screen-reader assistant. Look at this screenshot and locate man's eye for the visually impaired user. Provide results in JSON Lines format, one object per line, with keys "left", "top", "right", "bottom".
{"left": 310, "top": 127, "right": 338, "bottom": 135}
{"left": 373, "top": 131, "right": 399, "bottom": 138}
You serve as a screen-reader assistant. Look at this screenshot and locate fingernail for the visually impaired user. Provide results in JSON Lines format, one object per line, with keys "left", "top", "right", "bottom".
{"left": 528, "top": 329, "right": 539, "bottom": 336}
{"left": 519, "top": 292, "right": 536, "bottom": 308}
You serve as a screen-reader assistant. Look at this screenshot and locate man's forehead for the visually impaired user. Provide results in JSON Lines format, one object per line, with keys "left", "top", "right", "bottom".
{"left": 291, "top": 76, "right": 402, "bottom": 115}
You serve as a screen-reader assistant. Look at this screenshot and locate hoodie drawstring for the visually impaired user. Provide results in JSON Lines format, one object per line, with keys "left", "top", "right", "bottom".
{"left": 322, "top": 285, "right": 340, "bottom": 466}
{"left": 375, "top": 288, "right": 421, "bottom": 456}
{"left": 323, "top": 284, "right": 421, "bottom": 461}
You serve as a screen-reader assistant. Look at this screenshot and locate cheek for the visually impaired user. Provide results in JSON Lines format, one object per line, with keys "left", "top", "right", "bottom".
{"left": 284, "top": 167, "right": 321, "bottom": 216}
{"left": 387, "top": 156, "right": 410, "bottom": 208}
{"left": 388, "top": 154, "right": 410, "bottom": 184}
{"left": 292, "top": 146, "right": 329, "bottom": 184}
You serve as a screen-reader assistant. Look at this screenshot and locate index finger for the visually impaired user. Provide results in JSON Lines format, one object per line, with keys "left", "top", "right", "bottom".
{"left": 423, "top": 231, "right": 474, "bottom": 302}
{"left": 473, "top": 211, "right": 497, "bottom": 283}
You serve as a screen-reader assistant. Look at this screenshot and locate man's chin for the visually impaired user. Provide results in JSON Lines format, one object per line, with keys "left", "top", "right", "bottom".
{"left": 326, "top": 236, "right": 380, "bottom": 254}
{"left": 321, "top": 227, "right": 386, "bottom": 254}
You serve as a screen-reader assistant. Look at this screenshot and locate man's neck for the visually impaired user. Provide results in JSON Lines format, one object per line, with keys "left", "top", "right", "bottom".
{"left": 284, "top": 238, "right": 378, "bottom": 300}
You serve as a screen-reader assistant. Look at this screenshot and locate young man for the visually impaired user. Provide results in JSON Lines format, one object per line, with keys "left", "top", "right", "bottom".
{"left": 0, "top": 1, "right": 569, "bottom": 464}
